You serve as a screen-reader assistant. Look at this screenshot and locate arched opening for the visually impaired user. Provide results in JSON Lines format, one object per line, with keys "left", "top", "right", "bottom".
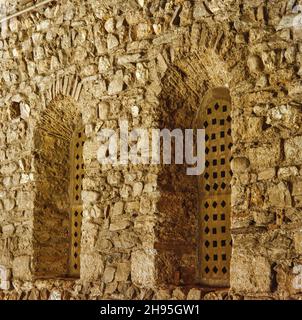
{"left": 155, "top": 48, "right": 237, "bottom": 288}
{"left": 195, "top": 88, "right": 232, "bottom": 287}
{"left": 33, "top": 98, "right": 85, "bottom": 279}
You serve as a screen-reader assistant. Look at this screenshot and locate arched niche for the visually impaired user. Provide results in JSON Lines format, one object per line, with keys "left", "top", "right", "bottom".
{"left": 195, "top": 87, "right": 232, "bottom": 287}
{"left": 32, "top": 97, "right": 85, "bottom": 279}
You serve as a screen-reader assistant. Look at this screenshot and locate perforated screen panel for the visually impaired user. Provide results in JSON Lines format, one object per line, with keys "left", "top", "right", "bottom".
{"left": 199, "top": 98, "right": 232, "bottom": 287}
{"left": 69, "top": 127, "right": 85, "bottom": 277}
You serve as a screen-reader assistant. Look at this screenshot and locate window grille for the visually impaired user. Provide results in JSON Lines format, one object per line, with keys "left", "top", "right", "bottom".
{"left": 199, "top": 97, "right": 232, "bottom": 287}
{"left": 69, "top": 127, "right": 85, "bottom": 277}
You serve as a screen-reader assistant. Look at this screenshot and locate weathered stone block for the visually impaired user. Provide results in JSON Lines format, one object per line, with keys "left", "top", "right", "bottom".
{"left": 187, "top": 288, "right": 201, "bottom": 300}
{"left": 278, "top": 166, "right": 299, "bottom": 179}
{"left": 81, "top": 253, "right": 104, "bottom": 282}
{"left": 230, "top": 254, "right": 272, "bottom": 293}
{"left": 131, "top": 250, "right": 155, "bottom": 287}
{"left": 248, "top": 143, "right": 280, "bottom": 169}
{"left": 81, "top": 191, "right": 99, "bottom": 203}
{"left": 108, "top": 70, "right": 124, "bottom": 95}
{"left": 107, "top": 34, "right": 119, "bottom": 50}
{"left": 103, "top": 266, "right": 116, "bottom": 283}
{"left": 267, "top": 182, "right": 291, "bottom": 208}
{"left": 231, "top": 157, "right": 250, "bottom": 173}
{"left": 294, "top": 231, "right": 302, "bottom": 255}
{"left": 258, "top": 168, "right": 275, "bottom": 181}
{"left": 98, "top": 56, "right": 111, "bottom": 73}
{"left": 285, "top": 136, "right": 302, "bottom": 164}
{"left": 247, "top": 55, "right": 264, "bottom": 74}
{"left": 193, "top": 2, "right": 210, "bottom": 19}
{"left": 0, "top": 265, "right": 11, "bottom": 290}
{"left": 109, "top": 219, "right": 130, "bottom": 231}
{"left": 111, "top": 201, "right": 124, "bottom": 216}
{"left": 293, "top": 179, "right": 302, "bottom": 196}
{"left": 12, "top": 256, "right": 31, "bottom": 281}
{"left": 115, "top": 262, "right": 130, "bottom": 281}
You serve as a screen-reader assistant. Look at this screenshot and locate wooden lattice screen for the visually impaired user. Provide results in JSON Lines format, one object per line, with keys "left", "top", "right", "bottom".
{"left": 69, "top": 127, "right": 85, "bottom": 277}
{"left": 198, "top": 92, "right": 233, "bottom": 287}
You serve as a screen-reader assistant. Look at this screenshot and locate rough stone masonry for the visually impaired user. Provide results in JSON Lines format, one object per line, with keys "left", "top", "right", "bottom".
{"left": 0, "top": 0, "right": 302, "bottom": 300}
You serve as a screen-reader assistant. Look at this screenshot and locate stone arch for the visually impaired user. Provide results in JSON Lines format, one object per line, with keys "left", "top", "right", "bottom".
{"left": 32, "top": 96, "right": 85, "bottom": 279}
{"left": 154, "top": 24, "right": 247, "bottom": 287}
{"left": 44, "top": 75, "right": 85, "bottom": 104}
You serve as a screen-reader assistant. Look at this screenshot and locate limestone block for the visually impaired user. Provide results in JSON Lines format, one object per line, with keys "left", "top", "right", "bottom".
{"left": 109, "top": 219, "right": 130, "bottom": 231}
{"left": 139, "top": 196, "right": 153, "bottom": 214}
{"left": 108, "top": 70, "right": 124, "bottom": 95}
{"left": 154, "top": 289, "right": 171, "bottom": 300}
{"left": 248, "top": 144, "right": 280, "bottom": 169}
{"left": 292, "top": 179, "right": 302, "bottom": 196}
{"left": 247, "top": 55, "right": 264, "bottom": 74}
{"left": 267, "top": 182, "right": 291, "bottom": 208}
{"left": 111, "top": 201, "right": 124, "bottom": 216}
{"left": 107, "top": 34, "right": 119, "bottom": 50}
{"left": 231, "top": 157, "right": 250, "bottom": 173}
{"left": 104, "top": 18, "right": 115, "bottom": 33}
{"left": 137, "top": 0, "right": 144, "bottom": 7}
{"left": 172, "top": 288, "right": 186, "bottom": 300}
{"left": 266, "top": 104, "right": 300, "bottom": 130}
{"left": 16, "top": 191, "right": 34, "bottom": 210}
{"left": 33, "top": 46, "right": 45, "bottom": 60}
{"left": 49, "top": 290, "right": 62, "bottom": 300}
{"left": 37, "top": 20, "right": 50, "bottom": 31}
{"left": 125, "top": 201, "right": 139, "bottom": 214}
{"left": 98, "top": 56, "right": 111, "bottom": 73}
{"left": 95, "top": 238, "right": 113, "bottom": 252}
{"left": 131, "top": 250, "right": 155, "bottom": 287}
{"left": 0, "top": 265, "right": 11, "bottom": 283}
{"left": 285, "top": 136, "right": 302, "bottom": 164}
{"left": 117, "top": 54, "right": 141, "bottom": 65}
{"left": 131, "top": 105, "right": 140, "bottom": 117}
{"left": 294, "top": 231, "right": 302, "bottom": 255}
{"left": 135, "top": 23, "right": 152, "bottom": 40}
{"left": 20, "top": 103, "right": 30, "bottom": 120}
{"left": 133, "top": 182, "right": 143, "bottom": 196}
{"left": 107, "top": 172, "right": 121, "bottom": 185}
{"left": 0, "top": 281, "right": 10, "bottom": 291}
{"left": 98, "top": 102, "right": 110, "bottom": 120}
{"left": 230, "top": 254, "right": 272, "bottom": 293}
{"left": 0, "top": 162, "right": 18, "bottom": 175}
{"left": 115, "top": 262, "right": 130, "bottom": 281}
{"left": 103, "top": 266, "right": 116, "bottom": 283}
{"left": 253, "top": 211, "right": 275, "bottom": 226}
{"left": 12, "top": 256, "right": 31, "bottom": 281}
{"left": 278, "top": 167, "right": 299, "bottom": 179}
{"left": 135, "top": 63, "right": 148, "bottom": 83}
{"left": 81, "top": 191, "right": 99, "bottom": 203}
{"left": 258, "top": 168, "right": 275, "bottom": 181}
{"left": 81, "top": 253, "right": 104, "bottom": 282}
{"left": 193, "top": 2, "right": 210, "bottom": 19}
{"left": 2, "top": 224, "right": 15, "bottom": 236}
{"left": 3, "top": 198, "right": 16, "bottom": 211}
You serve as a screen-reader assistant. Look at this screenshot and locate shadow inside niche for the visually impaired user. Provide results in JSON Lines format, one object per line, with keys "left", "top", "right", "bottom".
{"left": 155, "top": 77, "right": 201, "bottom": 286}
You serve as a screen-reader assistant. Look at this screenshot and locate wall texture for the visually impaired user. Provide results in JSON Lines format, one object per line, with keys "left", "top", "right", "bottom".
{"left": 0, "top": 0, "right": 302, "bottom": 300}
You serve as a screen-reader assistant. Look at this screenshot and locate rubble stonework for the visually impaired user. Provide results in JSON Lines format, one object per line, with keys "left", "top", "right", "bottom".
{"left": 0, "top": 0, "right": 302, "bottom": 300}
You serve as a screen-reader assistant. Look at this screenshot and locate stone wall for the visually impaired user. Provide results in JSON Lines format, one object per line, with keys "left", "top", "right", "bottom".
{"left": 0, "top": 0, "right": 302, "bottom": 300}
